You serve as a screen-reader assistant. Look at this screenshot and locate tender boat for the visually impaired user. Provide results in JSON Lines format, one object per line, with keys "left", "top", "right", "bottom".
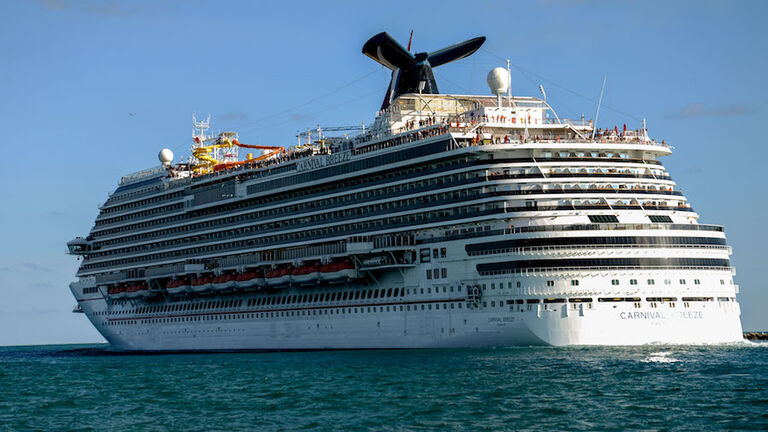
{"left": 235, "top": 271, "right": 264, "bottom": 289}
{"left": 190, "top": 276, "right": 213, "bottom": 293}
{"left": 166, "top": 278, "right": 190, "bottom": 295}
{"left": 126, "top": 282, "right": 150, "bottom": 299}
{"left": 319, "top": 262, "right": 359, "bottom": 282}
{"left": 265, "top": 267, "right": 292, "bottom": 287}
{"left": 108, "top": 284, "right": 127, "bottom": 299}
{"left": 212, "top": 274, "right": 236, "bottom": 291}
{"left": 292, "top": 265, "right": 321, "bottom": 285}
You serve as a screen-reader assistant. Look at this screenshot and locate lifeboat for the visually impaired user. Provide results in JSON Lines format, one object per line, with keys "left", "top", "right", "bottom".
{"left": 265, "top": 267, "right": 292, "bottom": 287}
{"left": 190, "top": 276, "right": 213, "bottom": 293}
{"left": 137, "top": 282, "right": 152, "bottom": 298}
{"left": 319, "top": 262, "right": 359, "bottom": 282}
{"left": 108, "top": 284, "right": 127, "bottom": 299}
{"left": 212, "top": 274, "right": 236, "bottom": 291}
{"left": 126, "top": 282, "right": 150, "bottom": 299}
{"left": 166, "top": 278, "right": 190, "bottom": 295}
{"left": 235, "top": 270, "right": 265, "bottom": 289}
{"left": 292, "top": 265, "right": 321, "bottom": 285}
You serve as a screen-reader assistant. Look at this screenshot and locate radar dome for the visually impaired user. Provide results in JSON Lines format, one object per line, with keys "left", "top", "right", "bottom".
{"left": 486, "top": 67, "right": 510, "bottom": 95}
{"left": 158, "top": 148, "right": 174, "bottom": 166}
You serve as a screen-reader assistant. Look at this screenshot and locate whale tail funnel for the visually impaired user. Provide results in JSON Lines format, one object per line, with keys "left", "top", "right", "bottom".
{"left": 362, "top": 32, "right": 485, "bottom": 109}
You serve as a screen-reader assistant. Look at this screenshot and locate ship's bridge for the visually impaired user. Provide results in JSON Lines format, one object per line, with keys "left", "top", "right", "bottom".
{"left": 67, "top": 237, "right": 95, "bottom": 255}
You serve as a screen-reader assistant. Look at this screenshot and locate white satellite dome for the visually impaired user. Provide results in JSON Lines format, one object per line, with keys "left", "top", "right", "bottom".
{"left": 158, "top": 148, "right": 174, "bottom": 166}
{"left": 486, "top": 67, "right": 510, "bottom": 95}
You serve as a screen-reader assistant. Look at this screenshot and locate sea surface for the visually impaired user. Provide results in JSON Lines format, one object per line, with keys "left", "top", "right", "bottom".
{"left": 0, "top": 343, "right": 766, "bottom": 431}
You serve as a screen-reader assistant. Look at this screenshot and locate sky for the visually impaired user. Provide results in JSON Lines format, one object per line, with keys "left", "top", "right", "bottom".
{"left": 0, "top": 0, "right": 766, "bottom": 345}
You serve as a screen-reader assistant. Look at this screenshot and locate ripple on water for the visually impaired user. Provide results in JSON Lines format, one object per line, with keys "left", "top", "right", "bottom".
{"left": 0, "top": 344, "right": 766, "bottom": 431}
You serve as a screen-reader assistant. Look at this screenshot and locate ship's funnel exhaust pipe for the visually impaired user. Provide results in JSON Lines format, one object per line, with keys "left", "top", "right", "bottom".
{"left": 362, "top": 32, "right": 485, "bottom": 110}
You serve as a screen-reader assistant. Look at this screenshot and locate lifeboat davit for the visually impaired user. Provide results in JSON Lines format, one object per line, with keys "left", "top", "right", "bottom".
{"left": 265, "top": 267, "right": 292, "bottom": 287}
{"left": 212, "top": 274, "right": 236, "bottom": 291}
{"left": 108, "top": 284, "right": 127, "bottom": 299}
{"left": 292, "top": 265, "right": 321, "bottom": 285}
{"left": 319, "top": 262, "right": 359, "bottom": 283}
{"left": 166, "top": 278, "right": 190, "bottom": 295}
{"left": 190, "top": 276, "right": 213, "bottom": 293}
{"left": 235, "top": 270, "right": 265, "bottom": 289}
{"left": 126, "top": 282, "right": 150, "bottom": 299}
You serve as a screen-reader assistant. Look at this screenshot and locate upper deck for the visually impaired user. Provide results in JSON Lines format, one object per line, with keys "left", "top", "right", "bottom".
{"left": 102, "top": 93, "right": 669, "bottom": 210}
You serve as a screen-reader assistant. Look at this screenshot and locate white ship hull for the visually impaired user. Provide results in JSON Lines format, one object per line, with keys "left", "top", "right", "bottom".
{"left": 66, "top": 42, "right": 745, "bottom": 350}
{"left": 74, "top": 291, "right": 743, "bottom": 351}
{"left": 70, "top": 243, "right": 744, "bottom": 351}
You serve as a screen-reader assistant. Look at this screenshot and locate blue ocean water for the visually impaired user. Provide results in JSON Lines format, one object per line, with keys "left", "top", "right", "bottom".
{"left": 0, "top": 343, "right": 766, "bottom": 431}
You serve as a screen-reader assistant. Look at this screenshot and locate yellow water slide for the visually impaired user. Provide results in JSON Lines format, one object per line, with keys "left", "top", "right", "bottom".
{"left": 192, "top": 146, "right": 219, "bottom": 174}
{"left": 192, "top": 138, "right": 284, "bottom": 174}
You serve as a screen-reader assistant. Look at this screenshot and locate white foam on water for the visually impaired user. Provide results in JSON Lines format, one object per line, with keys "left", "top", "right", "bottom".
{"left": 641, "top": 351, "right": 680, "bottom": 363}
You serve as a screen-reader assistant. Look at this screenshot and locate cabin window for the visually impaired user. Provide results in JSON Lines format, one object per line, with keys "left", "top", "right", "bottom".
{"left": 588, "top": 215, "right": 619, "bottom": 223}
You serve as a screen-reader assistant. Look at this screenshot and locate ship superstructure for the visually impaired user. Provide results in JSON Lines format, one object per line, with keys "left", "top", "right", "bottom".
{"left": 66, "top": 33, "right": 743, "bottom": 350}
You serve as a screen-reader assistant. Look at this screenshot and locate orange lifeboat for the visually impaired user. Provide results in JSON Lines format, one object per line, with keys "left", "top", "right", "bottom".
{"left": 319, "top": 261, "right": 359, "bottom": 283}
{"left": 212, "top": 274, "right": 237, "bottom": 291}
{"left": 265, "top": 267, "right": 292, "bottom": 287}
{"left": 126, "top": 282, "right": 150, "bottom": 299}
{"left": 292, "top": 265, "right": 321, "bottom": 285}
{"left": 235, "top": 270, "right": 265, "bottom": 289}
{"left": 108, "top": 284, "right": 127, "bottom": 299}
{"left": 191, "top": 276, "right": 213, "bottom": 293}
{"left": 166, "top": 278, "right": 190, "bottom": 295}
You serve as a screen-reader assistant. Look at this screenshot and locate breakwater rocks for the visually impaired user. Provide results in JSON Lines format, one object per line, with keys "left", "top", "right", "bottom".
{"left": 743, "top": 332, "right": 768, "bottom": 341}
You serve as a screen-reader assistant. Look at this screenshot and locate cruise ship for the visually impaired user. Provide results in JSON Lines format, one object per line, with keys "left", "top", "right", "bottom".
{"left": 67, "top": 32, "right": 743, "bottom": 350}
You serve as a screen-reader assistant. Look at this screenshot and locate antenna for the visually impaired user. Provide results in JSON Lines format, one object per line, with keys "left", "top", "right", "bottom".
{"left": 591, "top": 76, "right": 607, "bottom": 140}
{"left": 642, "top": 118, "right": 648, "bottom": 141}
{"left": 506, "top": 59, "right": 513, "bottom": 107}
{"left": 407, "top": 30, "right": 413, "bottom": 51}
{"left": 192, "top": 113, "right": 211, "bottom": 142}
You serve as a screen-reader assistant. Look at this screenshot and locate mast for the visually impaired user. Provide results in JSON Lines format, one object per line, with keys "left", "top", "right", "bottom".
{"left": 591, "top": 76, "right": 606, "bottom": 140}
{"left": 506, "top": 59, "right": 512, "bottom": 107}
